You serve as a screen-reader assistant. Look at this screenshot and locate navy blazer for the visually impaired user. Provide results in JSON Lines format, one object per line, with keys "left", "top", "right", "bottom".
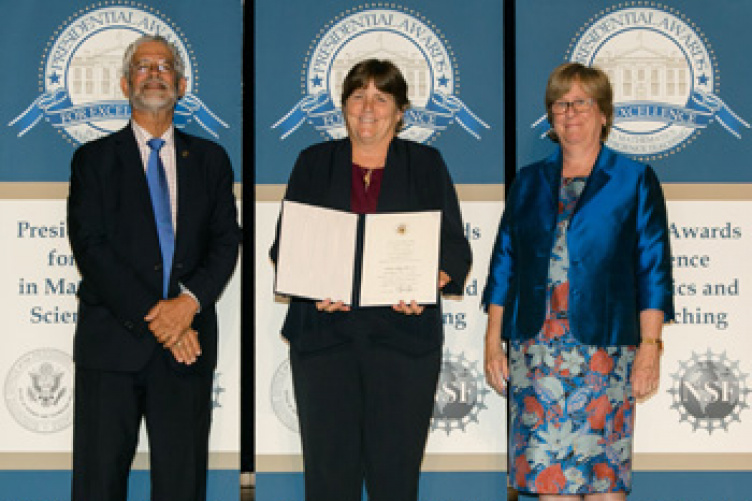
{"left": 68, "top": 126, "right": 241, "bottom": 373}
{"left": 270, "top": 138, "right": 472, "bottom": 354}
{"left": 483, "top": 145, "right": 674, "bottom": 346}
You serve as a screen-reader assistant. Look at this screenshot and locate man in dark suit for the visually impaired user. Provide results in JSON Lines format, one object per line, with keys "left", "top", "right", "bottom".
{"left": 67, "top": 34, "right": 240, "bottom": 501}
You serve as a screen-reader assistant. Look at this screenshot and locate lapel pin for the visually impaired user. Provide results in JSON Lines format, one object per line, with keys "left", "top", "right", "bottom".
{"left": 181, "top": 150, "right": 189, "bottom": 158}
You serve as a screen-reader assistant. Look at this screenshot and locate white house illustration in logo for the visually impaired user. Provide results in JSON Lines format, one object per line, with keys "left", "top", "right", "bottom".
{"left": 533, "top": 4, "right": 748, "bottom": 159}
{"left": 8, "top": 3, "right": 227, "bottom": 145}
{"left": 274, "top": 6, "right": 488, "bottom": 144}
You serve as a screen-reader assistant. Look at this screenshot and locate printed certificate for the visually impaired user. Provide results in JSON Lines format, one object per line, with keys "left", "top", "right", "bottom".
{"left": 360, "top": 211, "right": 441, "bottom": 306}
{"left": 274, "top": 200, "right": 357, "bottom": 304}
{"left": 275, "top": 201, "right": 440, "bottom": 306}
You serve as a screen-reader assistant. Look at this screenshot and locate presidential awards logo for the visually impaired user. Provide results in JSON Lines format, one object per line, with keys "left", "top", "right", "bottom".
{"left": 4, "top": 348, "right": 73, "bottom": 433}
{"left": 668, "top": 350, "right": 750, "bottom": 433}
{"left": 273, "top": 5, "right": 488, "bottom": 143}
{"left": 8, "top": 2, "right": 227, "bottom": 145}
{"left": 431, "top": 351, "right": 489, "bottom": 434}
{"left": 534, "top": 3, "right": 748, "bottom": 160}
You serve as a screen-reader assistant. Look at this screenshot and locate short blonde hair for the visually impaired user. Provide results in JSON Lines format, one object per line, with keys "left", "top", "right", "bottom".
{"left": 545, "top": 62, "right": 614, "bottom": 142}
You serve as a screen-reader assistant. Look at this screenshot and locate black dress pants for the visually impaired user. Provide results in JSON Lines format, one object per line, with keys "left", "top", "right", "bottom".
{"left": 71, "top": 350, "right": 213, "bottom": 501}
{"left": 290, "top": 335, "right": 441, "bottom": 501}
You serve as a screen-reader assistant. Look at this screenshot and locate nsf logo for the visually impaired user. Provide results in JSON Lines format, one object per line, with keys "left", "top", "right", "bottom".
{"left": 8, "top": 1, "right": 227, "bottom": 145}
{"left": 431, "top": 351, "right": 490, "bottom": 434}
{"left": 273, "top": 5, "right": 488, "bottom": 144}
{"left": 667, "top": 350, "right": 750, "bottom": 433}
{"left": 534, "top": 3, "right": 748, "bottom": 160}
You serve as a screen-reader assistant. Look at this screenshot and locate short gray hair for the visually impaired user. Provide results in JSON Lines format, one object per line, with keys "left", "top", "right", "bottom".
{"left": 121, "top": 35, "right": 185, "bottom": 82}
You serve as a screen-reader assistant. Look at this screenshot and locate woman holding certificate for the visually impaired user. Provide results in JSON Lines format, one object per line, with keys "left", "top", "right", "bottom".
{"left": 270, "top": 59, "right": 472, "bottom": 501}
{"left": 483, "top": 63, "right": 673, "bottom": 498}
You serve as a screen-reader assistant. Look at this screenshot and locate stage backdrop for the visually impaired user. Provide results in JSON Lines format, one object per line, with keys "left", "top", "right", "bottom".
{"left": 515, "top": 0, "right": 752, "bottom": 499}
{"left": 0, "top": 1, "right": 242, "bottom": 500}
{"left": 257, "top": 0, "right": 752, "bottom": 500}
{"left": 254, "top": 1, "right": 505, "bottom": 500}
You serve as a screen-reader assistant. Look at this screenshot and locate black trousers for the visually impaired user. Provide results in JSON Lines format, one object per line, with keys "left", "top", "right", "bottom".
{"left": 290, "top": 336, "right": 441, "bottom": 501}
{"left": 71, "top": 350, "right": 213, "bottom": 501}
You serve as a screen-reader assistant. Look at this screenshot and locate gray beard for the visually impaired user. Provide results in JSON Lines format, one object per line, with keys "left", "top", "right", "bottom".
{"left": 129, "top": 78, "right": 178, "bottom": 113}
{"left": 130, "top": 92, "right": 177, "bottom": 113}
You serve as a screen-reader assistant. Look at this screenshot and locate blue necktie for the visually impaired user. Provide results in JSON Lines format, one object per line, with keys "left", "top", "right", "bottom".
{"left": 146, "top": 138, "right": 174, "bottom": 298}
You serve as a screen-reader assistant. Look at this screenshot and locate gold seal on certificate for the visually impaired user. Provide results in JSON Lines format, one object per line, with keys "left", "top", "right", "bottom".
{"left": 274, "top": 201, "right": 440, "bottom": 306}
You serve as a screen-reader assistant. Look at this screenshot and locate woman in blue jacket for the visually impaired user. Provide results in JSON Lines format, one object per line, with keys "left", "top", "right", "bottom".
{"left": 483, "top": 63, "right": 673, "bottom": 499}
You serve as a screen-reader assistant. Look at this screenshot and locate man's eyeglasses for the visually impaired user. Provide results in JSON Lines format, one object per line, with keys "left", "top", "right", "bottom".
{"left": 551, "top": 98, "right": 595, "bottom": 115}
{"left": 132, "top": 60, "right": 174, "bottom": 75}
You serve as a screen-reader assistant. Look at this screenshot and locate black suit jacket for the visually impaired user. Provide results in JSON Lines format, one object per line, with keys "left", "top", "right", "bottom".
{"left": 68, "top": 125, "right": 240, "bottom": 373}
{"left": 271, "top": 138, "right": 472, "bottom": 354}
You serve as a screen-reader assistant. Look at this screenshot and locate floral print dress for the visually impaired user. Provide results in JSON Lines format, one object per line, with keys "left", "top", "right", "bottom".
{"left": 508, "top": 177, "right": 637, "bottom": 495}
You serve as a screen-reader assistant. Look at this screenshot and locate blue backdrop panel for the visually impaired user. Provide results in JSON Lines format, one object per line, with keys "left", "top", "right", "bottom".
{"left": 516, "top": 472, "right": 752, "bottom": 500}
{"left": 0, "top": 1, "right": 242, "bottom": 500}
{"left": 255, "top": 0, "right": 504, "bottom": 185}
{"left": 257, "top": 472, "right": 507, "bottom": 501}
{"left": 259, "top": 471, "right": 752, "bottom": 501}
{"left": 515, "top": 0, "right": 752, "bottom": 182}
{"left": 0, "top": 0, "right": 242, "bottom": 182}
{"left": 0, "top": 470, "right": 238, "bottom": 501}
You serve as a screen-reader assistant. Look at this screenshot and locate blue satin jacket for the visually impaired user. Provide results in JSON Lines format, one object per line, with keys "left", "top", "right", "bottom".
{"left": 483, "top": 145, "right": 674, "bottom": 346}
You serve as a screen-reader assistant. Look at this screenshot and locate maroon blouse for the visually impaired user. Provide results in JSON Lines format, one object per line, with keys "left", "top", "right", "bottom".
{"left": 350, "top": 163, "right": 384, "bottom": 214}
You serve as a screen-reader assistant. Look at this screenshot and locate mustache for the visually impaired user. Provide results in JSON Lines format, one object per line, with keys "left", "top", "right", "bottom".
{"left": 136, "top": 77, "right": 171, "bottom": 92}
